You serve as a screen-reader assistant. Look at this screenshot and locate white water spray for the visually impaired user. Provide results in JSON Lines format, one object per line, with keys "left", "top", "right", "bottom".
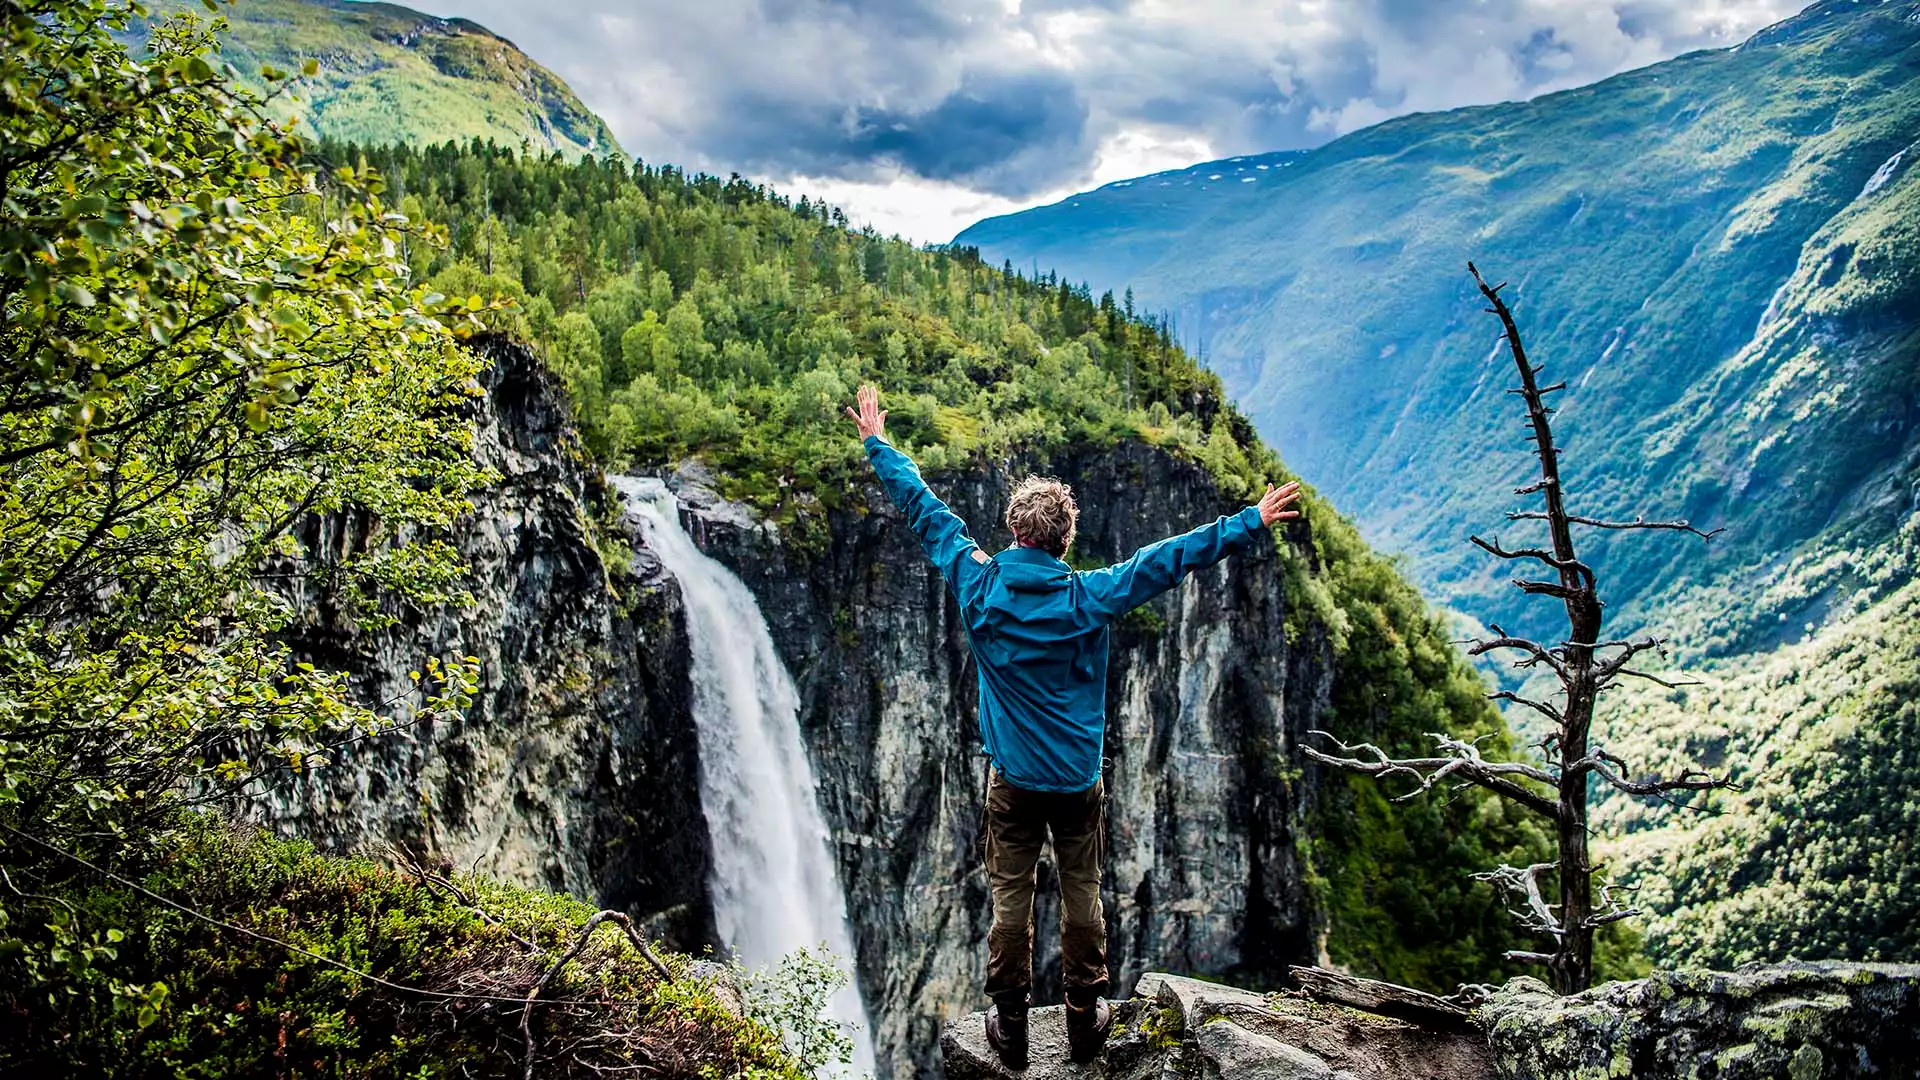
{"left": 613, "top": 476, "right": 874, "bottom": 1076}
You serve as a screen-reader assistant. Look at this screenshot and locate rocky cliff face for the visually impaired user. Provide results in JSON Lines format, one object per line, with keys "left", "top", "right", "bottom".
{"left": 261, "top": 336, "right": 716, "bottom": 949}
{"left": 666, "top": 440, "right": 1338, "bottom": 1079}
{"left": 264, "top": 341, "right": 1355, "bottom": 1080}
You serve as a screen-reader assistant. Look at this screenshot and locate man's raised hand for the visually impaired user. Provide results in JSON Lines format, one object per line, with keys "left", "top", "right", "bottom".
{"left": 1257, "top": 481, "right": 1303, "bottom": 528}
{"left": 845, "top": 383, "right": 888, "bottom": 441}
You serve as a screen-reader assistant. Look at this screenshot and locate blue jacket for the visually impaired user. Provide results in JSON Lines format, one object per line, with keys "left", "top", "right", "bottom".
{"left": 864, "top": 435, "right": 1270, "bottom": 792}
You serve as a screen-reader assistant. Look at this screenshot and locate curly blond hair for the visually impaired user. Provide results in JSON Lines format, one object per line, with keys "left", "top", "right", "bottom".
{"left": 1006, "top": 476, "right": 1078, "bottom": 557}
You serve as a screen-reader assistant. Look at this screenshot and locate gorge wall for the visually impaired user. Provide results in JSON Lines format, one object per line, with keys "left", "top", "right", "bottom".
{"left": 670, "top": 438, "right": 1336, "bottom": 1077}
{"left": 259, "top": 340, "right": 1416, "bottom": 1079}
{"left": 261, "top": 337, "right": 716, "bottom": 949}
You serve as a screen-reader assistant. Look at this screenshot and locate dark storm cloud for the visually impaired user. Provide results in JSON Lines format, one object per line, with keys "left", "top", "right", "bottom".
{"left": 693, "top": 67, "right": 1092, "bottom": 197}
{"left": 841, "top": 69, "right": 1093, "bottom": 194}
{"left": 407, "top": 0, "right": 1806, "bottom": 197}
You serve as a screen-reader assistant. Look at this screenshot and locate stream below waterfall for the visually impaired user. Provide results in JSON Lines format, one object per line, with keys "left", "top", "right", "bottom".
{"left": 614, "top": 476, "right": 875, "bottom": 1076}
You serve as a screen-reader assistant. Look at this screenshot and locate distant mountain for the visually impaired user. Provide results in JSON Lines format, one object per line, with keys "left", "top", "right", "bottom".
{"left": 125, "top": 0, "right": 621, "bottom": 158}
{"left": 959, "top": 0, "right": 1920, "bottom": 971}
{"left": 959, "top": 0, "right": 1919, "bottom": 650}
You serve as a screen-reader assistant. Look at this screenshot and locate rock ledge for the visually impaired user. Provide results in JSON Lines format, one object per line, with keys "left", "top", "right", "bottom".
{"left": 942, "top": 962, "right": 1920, "bottom": 1080}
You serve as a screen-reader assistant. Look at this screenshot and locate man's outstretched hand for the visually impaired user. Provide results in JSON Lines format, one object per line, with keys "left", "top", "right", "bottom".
{"left": 845, "top": 383, "right": 888, "bottom": 441}
{"left": 1257, "top": 481, "right": 1303, "bottom": 528}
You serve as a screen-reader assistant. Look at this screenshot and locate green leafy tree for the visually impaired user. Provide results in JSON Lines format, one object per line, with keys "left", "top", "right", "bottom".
{"left": 1, "top": 0, "right": 488, "bottom": 1012}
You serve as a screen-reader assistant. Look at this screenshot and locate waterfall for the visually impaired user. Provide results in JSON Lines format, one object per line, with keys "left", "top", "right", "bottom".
{"left": 613, "top": 476, "right": 874, "bottom": 1076}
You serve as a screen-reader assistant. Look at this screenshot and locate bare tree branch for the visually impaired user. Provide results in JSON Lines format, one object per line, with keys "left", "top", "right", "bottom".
{"left": 1469, "top": 534, "right": 1595, "bottom": 588}
{"left": 522, "top": 910, "right": 674, "bottom": 1080}
{"left": 1591, "top": 637, "right": 1668, "bottom": 681}
{"left": 1572, "top": 749, "right": 1737, "bottom": 799}
{"left": 1506, "top": 510, "right": 1723, "bottom": 541}
{"left": 1305, "top": 731, "right": 1558, "bottom": 818}
{"left": 1614, "top": 668, "right": 1702, "bottom": 690}
{"left": 1488, "top": 690, "right": 1564, "bottom": 727}
{"left": 1503, "top": 951, "right": 1556, "bottom": 965}
{"left": 1304, "top": 263, "right": 1733, "bottom": 995}
{"left": 1514, "top": 578, "right": 1584, "bottom": 600}
{"left": 1467, "top": 633, "right": 1570, "bottom": 680}
{"left": 1474, "top": 863, "right": 1562, "bottom": 938}
{"left": 1583, "top": 877, "right": 1642, "bottom": 931}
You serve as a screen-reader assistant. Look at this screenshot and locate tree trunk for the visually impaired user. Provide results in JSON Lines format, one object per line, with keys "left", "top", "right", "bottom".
{"left": 1554, "top": 685, "right": 1595, "bottom": 994}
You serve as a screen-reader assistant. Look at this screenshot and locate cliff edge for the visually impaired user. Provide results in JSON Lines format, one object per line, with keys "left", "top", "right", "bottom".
{"left": 943, "top": 963, "right": 1920, "bottom": 1080}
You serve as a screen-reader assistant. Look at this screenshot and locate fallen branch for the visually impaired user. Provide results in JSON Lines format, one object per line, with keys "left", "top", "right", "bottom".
{"left": 390, "top": 844, "right": 546, "bottom": 955}
{"left": 522, "top": 911, "right": 674, "bottom": 1080}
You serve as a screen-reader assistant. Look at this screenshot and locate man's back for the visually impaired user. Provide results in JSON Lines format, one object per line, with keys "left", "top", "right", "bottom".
{"left": 861, "top": 433, "right": 1270, "bottom": 792}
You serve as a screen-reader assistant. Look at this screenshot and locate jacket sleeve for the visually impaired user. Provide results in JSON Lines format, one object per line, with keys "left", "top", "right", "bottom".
{"left": 864, "top": 435, "right": 983, "bottom": 589}
{"left": 1077, "top": 507, "right": 1267, "bottom": 621}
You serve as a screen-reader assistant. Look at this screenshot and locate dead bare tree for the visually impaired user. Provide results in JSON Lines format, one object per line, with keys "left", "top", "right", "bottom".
{"left": 1305, "top": 262, "right": 1734, "bottom": 994}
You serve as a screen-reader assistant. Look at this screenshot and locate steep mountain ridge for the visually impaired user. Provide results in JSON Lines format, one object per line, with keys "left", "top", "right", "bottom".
{"left": 124, "top": 0, "right": 621, "bottom": 157}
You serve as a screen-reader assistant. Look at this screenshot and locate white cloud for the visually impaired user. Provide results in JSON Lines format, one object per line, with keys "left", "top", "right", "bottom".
{"left": 778, "top": 124, "right": 1217, "bottom": 244}
{"left": 387, "top": 0, "right": 1810, "bottom": 241}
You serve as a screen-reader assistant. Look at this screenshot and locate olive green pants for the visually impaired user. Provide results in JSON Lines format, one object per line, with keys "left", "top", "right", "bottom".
{"left": 982, "top": 770, "right": 1110, "bottom": 1001}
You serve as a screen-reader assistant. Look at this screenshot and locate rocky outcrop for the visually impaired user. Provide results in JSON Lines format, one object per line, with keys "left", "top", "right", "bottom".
{"left": 669, "top": 441, "right": 1337, "bottom": 1078}
{"left": 260, "top": 336, "right": 715, "bottom": 949}
{"left": 1480, "top": 961, "right": 1920, "bottom": 1079}
{"left": 943, "top": 970, "right": 1495, "bottom": 1080}
{"left": 943, "top": 964, "right": 1920, "bottom": 1080}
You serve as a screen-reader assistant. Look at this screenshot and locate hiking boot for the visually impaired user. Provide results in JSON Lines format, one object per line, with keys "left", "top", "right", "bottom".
{"left": 1065, "top": 996, "right": 1113, "bottom": 1064}
{"left": 985, "top": 1000, "right": 1030, "bottom": 1071}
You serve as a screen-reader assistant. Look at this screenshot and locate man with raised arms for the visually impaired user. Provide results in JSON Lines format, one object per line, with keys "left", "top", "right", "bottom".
{"left": 847, "top": 383, "right": 1301, "bottom": 1068}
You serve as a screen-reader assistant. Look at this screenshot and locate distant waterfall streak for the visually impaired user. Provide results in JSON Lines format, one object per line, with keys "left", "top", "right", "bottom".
{"left": 615, "top": 476, "right": 874, "bottom": 1076}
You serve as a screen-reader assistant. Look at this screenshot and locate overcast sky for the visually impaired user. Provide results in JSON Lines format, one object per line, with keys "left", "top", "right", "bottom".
{"left": 401, "top": 0, "right": 1809, "bottom": 243}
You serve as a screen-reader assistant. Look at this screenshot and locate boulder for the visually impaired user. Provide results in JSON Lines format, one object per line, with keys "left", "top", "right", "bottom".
{"left": 1480, "top": 960, "right": 1920, "bottom": 1079}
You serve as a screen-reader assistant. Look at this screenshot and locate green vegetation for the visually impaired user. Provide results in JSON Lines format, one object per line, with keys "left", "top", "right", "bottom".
{"left": 1, "top": 0, "right": 490, "bottom": 859}
{"left": 5, "top": 821, "right": 813, "bottom": 1078}
{"left": 0, "top": 4, "right": 808, "bottom": 1075}
{"left": 123, "top": 0, "right": 621, "bottom": 158}
{"left": 1595, "top": 572, "right": 1920, "bottom": 969}
{"left": 962, "top": 0, "right": 1920, "bottom": 971}
{"left": 339, "top": 138, "right": 1272, "bottom": 522}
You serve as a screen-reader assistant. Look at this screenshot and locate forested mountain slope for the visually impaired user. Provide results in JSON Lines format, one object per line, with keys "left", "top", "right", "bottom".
{"left": 121, "top": 0, "right": 620, "bottom": 157}
{"left": 959, "top": 0, "right": 1920, "bottom": 972}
